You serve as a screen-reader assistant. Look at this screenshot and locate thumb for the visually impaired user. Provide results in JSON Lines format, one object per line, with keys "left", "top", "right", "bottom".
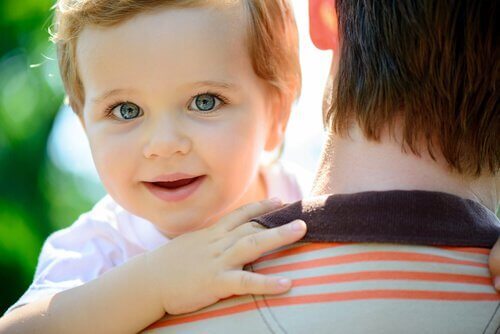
{"left": 488, "top": 238, "right": 500, "bottom": 291}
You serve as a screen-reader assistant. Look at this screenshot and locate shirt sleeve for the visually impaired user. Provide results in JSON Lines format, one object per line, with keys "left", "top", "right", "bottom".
{"left": 5, "top": 212, "right": 125, "bottom": 314}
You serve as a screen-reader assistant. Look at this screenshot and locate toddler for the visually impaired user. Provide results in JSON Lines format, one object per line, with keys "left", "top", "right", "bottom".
{"left": 1, "top": 0, "right": 308, "bottom": 333}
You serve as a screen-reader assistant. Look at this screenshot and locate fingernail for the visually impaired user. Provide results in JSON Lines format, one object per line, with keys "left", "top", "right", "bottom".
{"left": 494, "top": 276, "right": 500, "bottom": 290}
{"left": 278, "top": 278, "right": 291, "bottom": 287}
{"left": 290, "top": 220, "right": 306, "bottom": 231}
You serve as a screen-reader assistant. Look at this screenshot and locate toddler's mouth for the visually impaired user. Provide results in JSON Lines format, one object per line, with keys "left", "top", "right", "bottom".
{"left": 144, "top": 175, "right": 206, "bottom": 202}
{"left": 152, "top": 176, "right": 202, "bottom": 190}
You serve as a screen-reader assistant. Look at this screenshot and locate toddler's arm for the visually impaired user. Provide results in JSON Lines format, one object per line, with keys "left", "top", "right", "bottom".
{"left": 0, "top": 199, "right": 306, "bottom": 334}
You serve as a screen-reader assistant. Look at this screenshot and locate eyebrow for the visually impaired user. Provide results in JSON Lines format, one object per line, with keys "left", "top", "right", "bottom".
{"left": 90, "top": 81, "right": 239, "bottom": 105}
{"left": 91, "top": 88, "right": 134, "bottom": 105}
{"left": 189, "top": 81, "right": 240, "bottom": 90}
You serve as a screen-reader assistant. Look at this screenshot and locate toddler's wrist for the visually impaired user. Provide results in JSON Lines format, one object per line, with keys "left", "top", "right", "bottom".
{"left": 142, "top": 251, "right": 169, "bottom": 315}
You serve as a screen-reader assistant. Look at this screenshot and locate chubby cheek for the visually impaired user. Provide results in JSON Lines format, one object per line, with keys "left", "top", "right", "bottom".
{"left": 86, "top": 127, "right": 138, "bottom": 198}
{"left": 203, "top": 115, "right": 267, "bottom": 194}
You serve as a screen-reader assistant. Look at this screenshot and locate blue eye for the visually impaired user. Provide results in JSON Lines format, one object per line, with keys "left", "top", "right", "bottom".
{"left": 110, "top": 102, "right": 142, "bottom": 120}
{"left": 189, "top": 94, "right": 222, "bottom": 113}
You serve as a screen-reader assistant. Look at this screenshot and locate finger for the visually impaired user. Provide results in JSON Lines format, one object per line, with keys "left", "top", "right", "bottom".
{"left": 214, "top": 221, "right": 267, "bottom": 252}
{"left": 213, "top": 198, "right": 283, "bottom": 233}
{"left": 219, "top": 271, "right": 292, "bottom": 297}
{"left": 488, "top": 238, "right": 500, "bottom": 290}
{"left": 225, "top": 221, "right": 266, "bottom": 243}
{"left": 225, "top": 220, "right": 307, "bottom": 266}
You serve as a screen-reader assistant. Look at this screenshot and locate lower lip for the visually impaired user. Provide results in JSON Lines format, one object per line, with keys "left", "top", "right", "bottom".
{"left": 144, "top": 176, "right": 205, "bottom": 202}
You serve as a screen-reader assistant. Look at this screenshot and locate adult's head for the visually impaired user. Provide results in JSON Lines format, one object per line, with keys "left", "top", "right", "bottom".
{"left": 311, "top": 0, "right": 499, "bottom": 178}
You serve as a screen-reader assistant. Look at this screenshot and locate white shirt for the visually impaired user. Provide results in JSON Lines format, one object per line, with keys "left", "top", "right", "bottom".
{"left": 7, "top": 162, "right": 309, "bottom": 313}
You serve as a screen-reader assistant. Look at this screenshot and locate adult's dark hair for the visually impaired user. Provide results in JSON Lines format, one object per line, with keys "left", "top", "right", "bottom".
{"left": 328, "top": 0, "right": 499, "bottom": 176}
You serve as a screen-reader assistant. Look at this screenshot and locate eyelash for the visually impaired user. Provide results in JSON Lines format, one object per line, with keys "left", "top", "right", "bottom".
{"left": 103, "top": 91, "right": 231, "bottom": 119}
{"left": 187, "top": 91, "right": 230, "bottom": 111}
{"left": 104, "top": 100, "right": 131, "bottom": 118}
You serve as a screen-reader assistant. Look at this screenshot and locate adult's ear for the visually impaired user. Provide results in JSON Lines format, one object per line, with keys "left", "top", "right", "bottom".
{"left": 309, "top": 0, "right": 339, "bottom": 51}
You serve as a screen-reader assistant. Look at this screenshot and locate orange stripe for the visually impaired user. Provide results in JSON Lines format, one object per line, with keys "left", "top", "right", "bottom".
{"left": 254, "top": 244, "right": 489, "bottom": 266}
{"left": 149, "top": 290, "right": 499, "bottom": 329}
{"left": 264, "top": 290, "right": 500, "bottom": 305}
{"left": 253, "top": 243, "right": 344, "bottom": 264}
{"left": 292, "top": 271, "right": 492, "bottom": 287}
{"left": 148, "top": 302, "right": 257, "bottom": 329}
{"left": 254, "top": 251, "right": 486, "bottom": 275}
{"left": 439, "top": 247, "right": 490, "bottom": 255}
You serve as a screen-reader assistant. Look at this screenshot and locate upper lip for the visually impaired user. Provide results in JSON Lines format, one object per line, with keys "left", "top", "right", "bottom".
{"left": 148, "top": 173, "right": 201, "bottom": 183}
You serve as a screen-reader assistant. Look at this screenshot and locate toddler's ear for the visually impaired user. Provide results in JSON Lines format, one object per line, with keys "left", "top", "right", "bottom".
{"left": 309, "top": 0, "right": 339, "bottom": 51}
{"left": 265, "top": 92, "right": 290, "bottom": 152}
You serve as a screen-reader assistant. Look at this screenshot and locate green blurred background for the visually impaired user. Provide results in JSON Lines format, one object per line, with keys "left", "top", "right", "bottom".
{"left": 0, "top": 1, "right": 103, "bottom": 313}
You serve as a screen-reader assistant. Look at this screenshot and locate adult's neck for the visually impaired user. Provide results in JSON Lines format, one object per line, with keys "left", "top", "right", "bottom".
{"left": 311, "top": 125, "right": 498, "bottom": 212}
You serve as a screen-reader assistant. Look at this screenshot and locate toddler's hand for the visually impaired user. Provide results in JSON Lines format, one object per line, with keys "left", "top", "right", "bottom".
{"left": 145, "top": 199, "right": 306, "bottom": 315}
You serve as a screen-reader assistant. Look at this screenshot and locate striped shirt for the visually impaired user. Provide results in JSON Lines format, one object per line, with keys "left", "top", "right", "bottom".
{"left": 144, "top": 191, "right": 500, "bottom": 334}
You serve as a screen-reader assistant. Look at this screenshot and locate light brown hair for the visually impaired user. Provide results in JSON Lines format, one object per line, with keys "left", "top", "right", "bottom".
{"left": 51, "top": 0, "right": 300, "bottom": 114}
{"left": 329, "top": 0, "right": 499, "bottom": 176}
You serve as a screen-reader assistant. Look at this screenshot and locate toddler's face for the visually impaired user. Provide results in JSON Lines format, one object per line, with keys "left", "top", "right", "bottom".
{"left": 76, "top": 6, "right": 281, "bottom": 237}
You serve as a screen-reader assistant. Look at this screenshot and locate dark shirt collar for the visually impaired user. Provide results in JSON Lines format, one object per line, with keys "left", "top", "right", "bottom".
{"left": 253, "top": 190, "right": 500, "bottom": 248}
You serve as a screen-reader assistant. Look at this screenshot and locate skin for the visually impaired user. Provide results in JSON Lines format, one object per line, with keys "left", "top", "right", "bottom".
{"left": 78, "top": 5, "right": 285, "bottom": 238}
{"left": 0, "top": 5, "right": 307, "bottom": 333}
{"left": 0, "top": 200, "right": 306, "bottom": 334}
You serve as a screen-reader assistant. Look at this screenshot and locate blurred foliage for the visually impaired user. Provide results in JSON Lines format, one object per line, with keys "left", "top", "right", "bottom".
{"left": 0, "top": 1, "right": 101, "bottom": 313}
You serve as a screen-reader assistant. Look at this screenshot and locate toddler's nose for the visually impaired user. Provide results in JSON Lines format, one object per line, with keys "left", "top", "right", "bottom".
{"left": 142, "top": 119, "right": 191, "bottom": 159}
